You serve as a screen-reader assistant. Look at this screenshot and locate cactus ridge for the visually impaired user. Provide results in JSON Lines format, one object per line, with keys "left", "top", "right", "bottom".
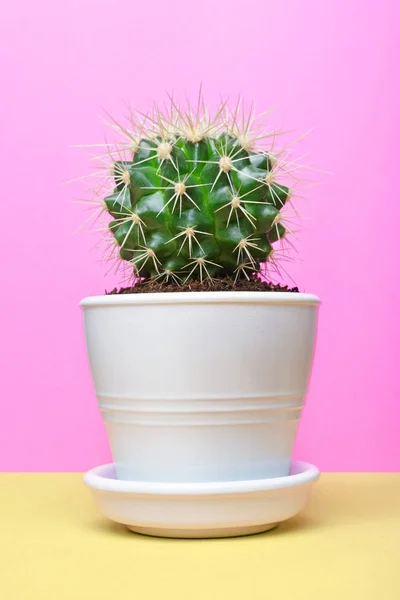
{"left": 82, "top": 96, "right": 298, "bottom": 284}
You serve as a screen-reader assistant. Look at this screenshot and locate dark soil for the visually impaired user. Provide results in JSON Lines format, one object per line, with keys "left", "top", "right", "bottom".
{"left": 107, "top": 276, "right": 299, "bottom": 295}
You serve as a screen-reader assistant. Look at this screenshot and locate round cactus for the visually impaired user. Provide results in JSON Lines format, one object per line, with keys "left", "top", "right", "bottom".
{"left": 85, "top": 97, "right": 296, "bottom": 284}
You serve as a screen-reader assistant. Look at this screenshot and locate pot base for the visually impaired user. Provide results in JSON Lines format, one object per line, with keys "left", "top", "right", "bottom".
{"left": 84, "top": 460, "right": 319, "bottom": 539}
{"left": 127, "top": 523, "right": 278, "bottom": 538}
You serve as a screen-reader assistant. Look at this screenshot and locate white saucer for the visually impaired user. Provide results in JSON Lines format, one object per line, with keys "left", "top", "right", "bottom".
{"left": 84, "top": 460, "right": 319, "bottom": 538}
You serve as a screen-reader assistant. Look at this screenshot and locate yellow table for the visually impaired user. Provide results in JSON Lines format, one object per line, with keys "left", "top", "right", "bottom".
{"left": 1, "top": 473, "right": 399, "bottom": 599}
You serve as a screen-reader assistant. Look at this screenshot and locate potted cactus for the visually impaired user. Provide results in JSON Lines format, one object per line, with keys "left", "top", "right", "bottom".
{"left": 81, "top": 95, "right": 319, "bottom": 501}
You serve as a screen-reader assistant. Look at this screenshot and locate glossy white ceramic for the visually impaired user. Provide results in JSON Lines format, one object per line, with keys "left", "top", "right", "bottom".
{"left": 81, "top": 292, "right": 320, "bottom": 482}
{"left": 84, "top": 460, "right": 320, "bottom": 538}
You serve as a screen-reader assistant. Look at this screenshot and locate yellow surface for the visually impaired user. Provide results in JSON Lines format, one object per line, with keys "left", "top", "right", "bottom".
{"left": 1, "top": 474, "right": 399, "bottom": 599}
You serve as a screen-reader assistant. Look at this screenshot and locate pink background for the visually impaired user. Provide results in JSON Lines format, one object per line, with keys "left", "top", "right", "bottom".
{"left": 1, "top": 0, "right": 399, "bottom": 471}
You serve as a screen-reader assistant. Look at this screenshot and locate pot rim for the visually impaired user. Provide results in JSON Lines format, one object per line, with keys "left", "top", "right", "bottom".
{"left": 80, "top": 290, "right": 320, "bottom": 308}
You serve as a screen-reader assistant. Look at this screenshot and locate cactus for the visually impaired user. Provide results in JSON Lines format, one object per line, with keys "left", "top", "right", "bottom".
{"left": 83, "top": 97, "right": 296, "bottom": 284}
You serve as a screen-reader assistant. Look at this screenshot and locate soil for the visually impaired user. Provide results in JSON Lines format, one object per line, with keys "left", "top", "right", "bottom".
{"left": 107, "top": 276, "right": 299, "bottom": 295}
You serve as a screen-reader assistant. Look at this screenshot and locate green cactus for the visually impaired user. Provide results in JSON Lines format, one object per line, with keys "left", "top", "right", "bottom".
{"left": 90, "top": 98, "right": 293, "bottom": 284}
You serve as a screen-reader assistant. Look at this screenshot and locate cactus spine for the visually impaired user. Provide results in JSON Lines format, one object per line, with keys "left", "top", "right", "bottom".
{"left": 86, "top": 97, "right": 296, "bottom": 284}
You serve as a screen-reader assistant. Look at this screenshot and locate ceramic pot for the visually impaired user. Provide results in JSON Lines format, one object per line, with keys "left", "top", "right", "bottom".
{"left": 81, "top": 292, "right": 319, "bottom": 482}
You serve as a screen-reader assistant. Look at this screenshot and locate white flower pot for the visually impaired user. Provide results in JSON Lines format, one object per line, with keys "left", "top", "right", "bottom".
{"left": 81, "top": 292, "right": 319, "bottom": 483}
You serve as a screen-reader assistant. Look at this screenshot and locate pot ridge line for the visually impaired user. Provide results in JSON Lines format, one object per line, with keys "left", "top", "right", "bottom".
{"left": 99, "top": 412, "right": 303, "bottom": 427}
{"left": 98, "top": 402, "right": 303, "bottom": 414}
{"left": 96, "top": 391, "right": 303, "bottom": 402}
